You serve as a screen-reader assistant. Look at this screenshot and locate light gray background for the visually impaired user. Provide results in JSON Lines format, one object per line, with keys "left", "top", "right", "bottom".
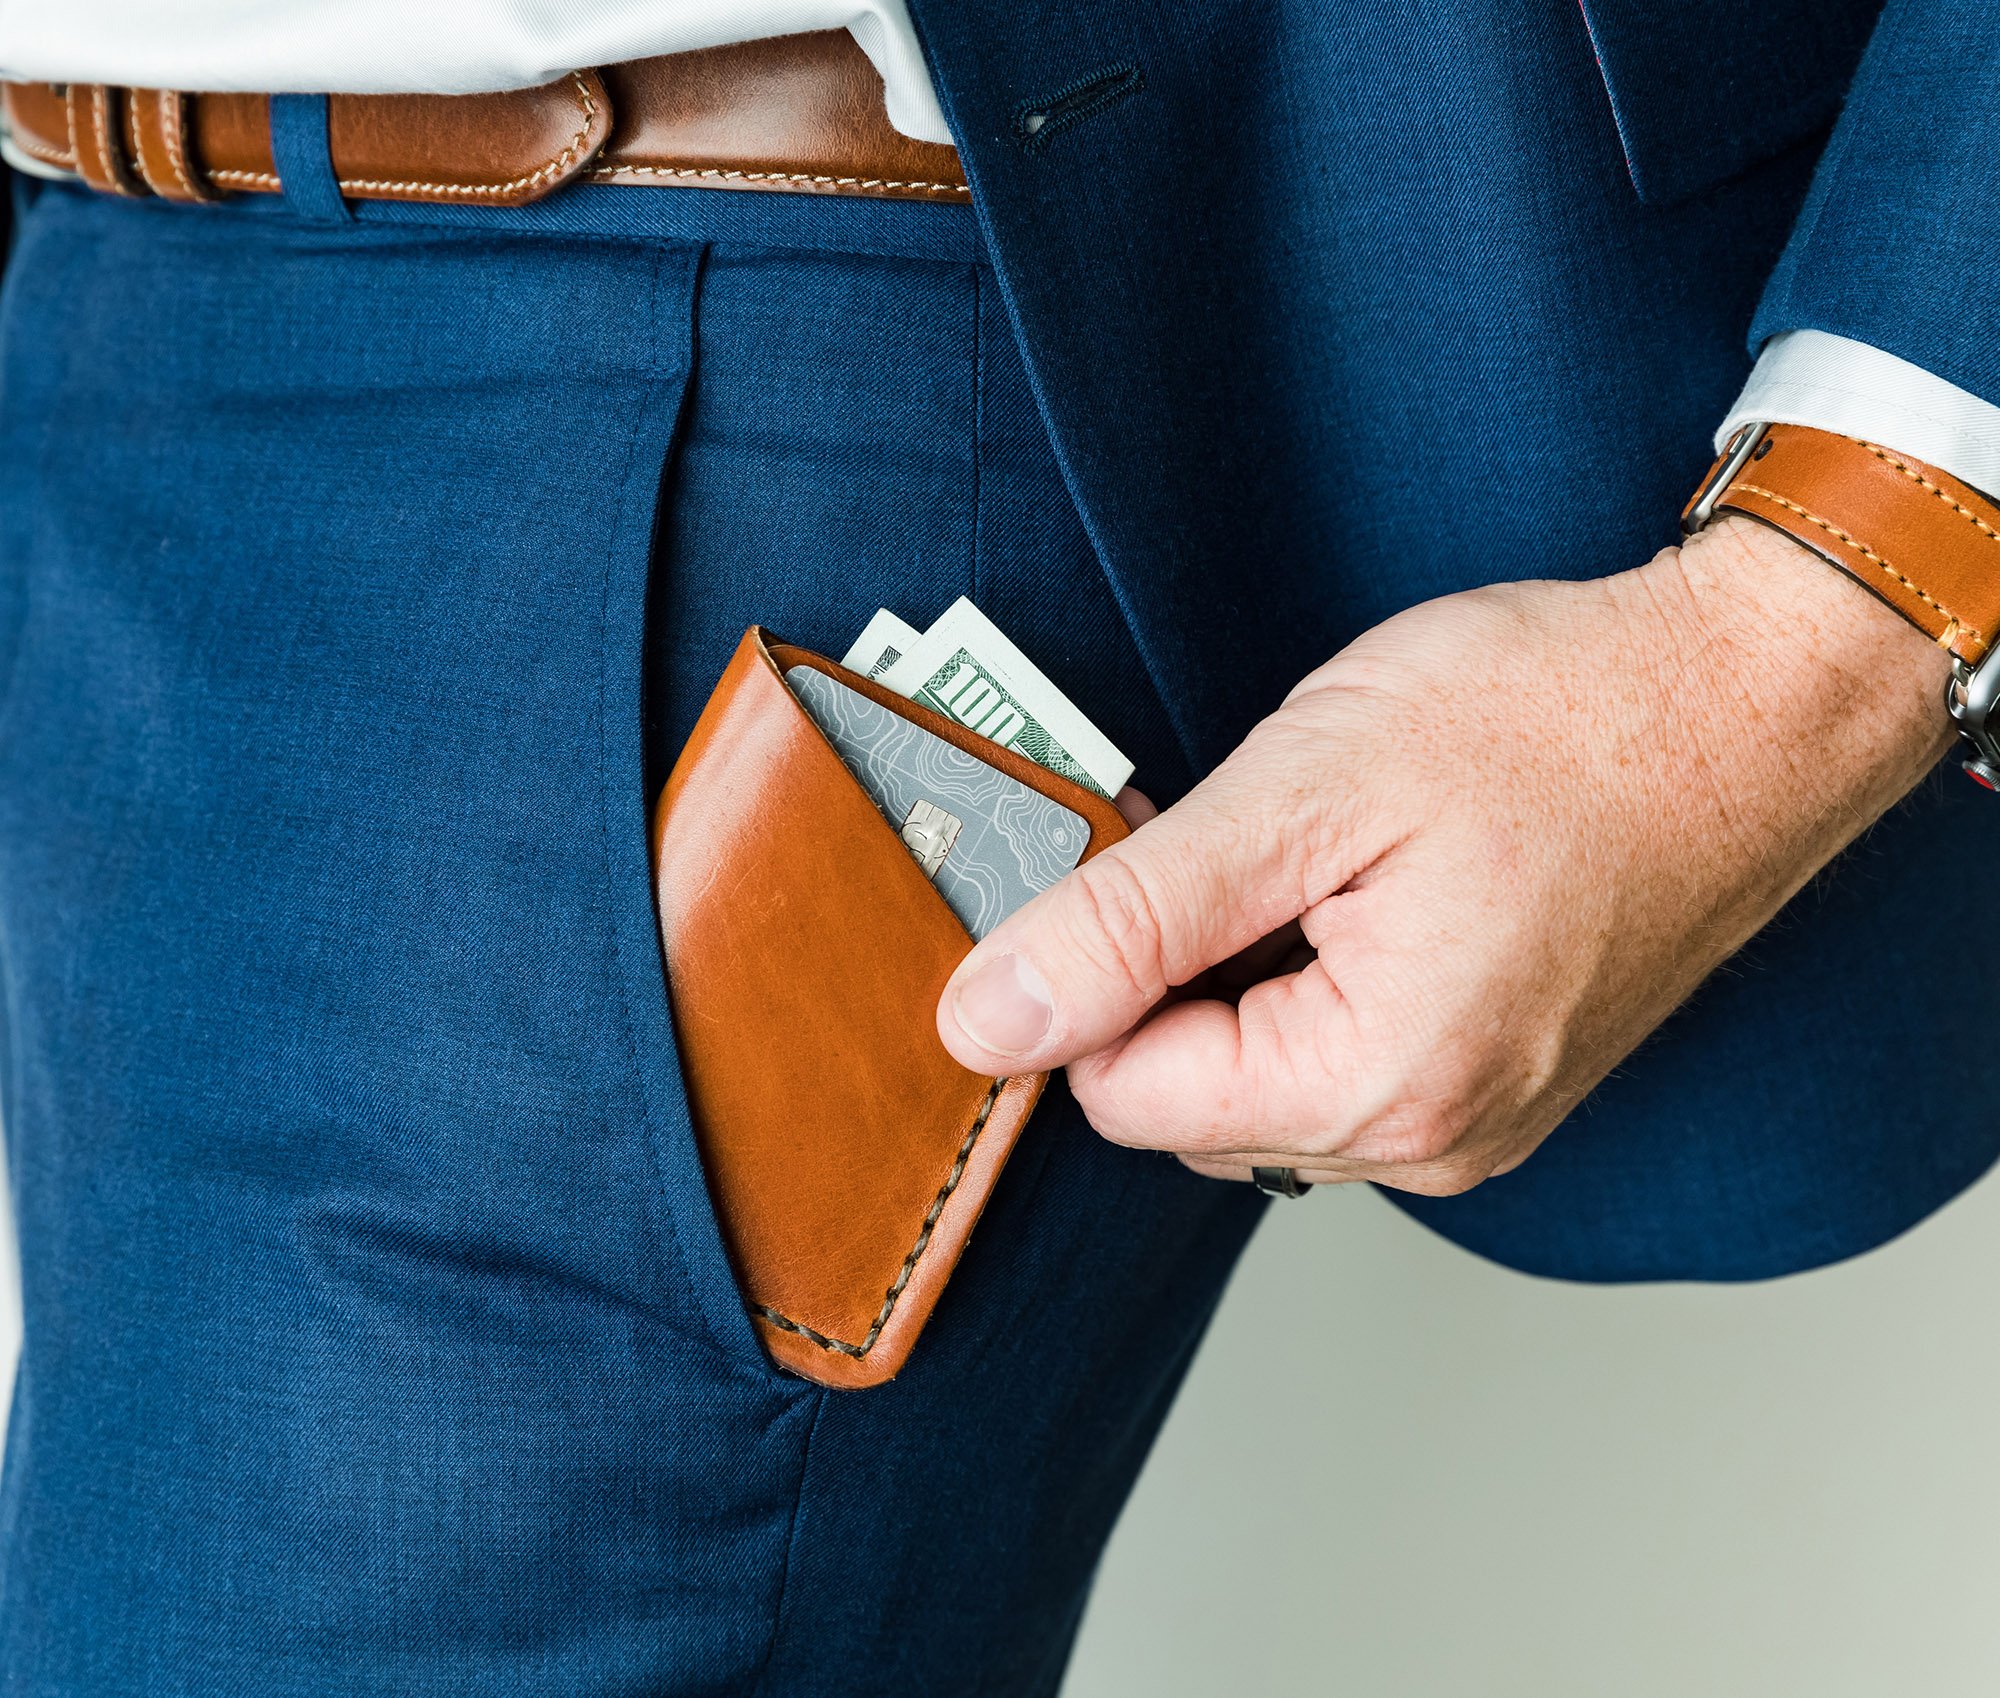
{"left": 0, "top": 1152, "right": 1994, "bottom": 1691}
{"left": 1061, "top": 1169, "right": 2000, "bottom": 1697}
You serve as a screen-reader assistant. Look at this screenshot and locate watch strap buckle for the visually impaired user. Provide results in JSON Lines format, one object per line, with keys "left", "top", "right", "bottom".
{"left": 1681, "top": 422, "right": 1770, "bottom": 536}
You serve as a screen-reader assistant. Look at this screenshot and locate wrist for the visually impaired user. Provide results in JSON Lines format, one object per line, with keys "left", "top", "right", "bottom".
{"left": 1645, "top": 514, "right": 1951, "bottom": 831}
{"left": 1683, "top": 512, "right": 1951, "bottom": 698}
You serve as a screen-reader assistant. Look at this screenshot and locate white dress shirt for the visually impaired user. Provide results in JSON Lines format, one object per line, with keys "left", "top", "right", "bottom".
{"left": 3, "top": 3, "right": 1996, "bottom": 502}
{"left": 1716, "top": 329, "right": 2000, "bottom": 500}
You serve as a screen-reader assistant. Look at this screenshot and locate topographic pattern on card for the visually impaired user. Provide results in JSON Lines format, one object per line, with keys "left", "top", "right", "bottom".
{"left": 786, "top": 666, "right": 1088, "bottom": 940}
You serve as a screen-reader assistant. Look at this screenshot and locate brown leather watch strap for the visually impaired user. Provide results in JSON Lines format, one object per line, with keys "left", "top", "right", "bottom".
{"left": 1, "top": 31, "right": 968, "bottom": 208}
{"left": 1683, "top": 422, "right": 2000, "bottom": 667}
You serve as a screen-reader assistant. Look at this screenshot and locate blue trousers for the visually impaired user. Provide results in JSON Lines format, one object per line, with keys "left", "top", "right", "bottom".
{"left": 0, "top": 147, "right": 1993, "bottom": 1689}
{"left": 0, "top": 178, "right": 1251, "bottom": 1693}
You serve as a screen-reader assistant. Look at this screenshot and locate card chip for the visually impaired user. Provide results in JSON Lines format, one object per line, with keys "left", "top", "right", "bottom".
{"left": 900, "top": 799, "right": 962, "bottom": 877}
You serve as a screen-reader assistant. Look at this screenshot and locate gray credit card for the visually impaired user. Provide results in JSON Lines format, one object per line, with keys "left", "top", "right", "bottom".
{"left": 786, "top": 666, "right": 1089, "bottom": 940}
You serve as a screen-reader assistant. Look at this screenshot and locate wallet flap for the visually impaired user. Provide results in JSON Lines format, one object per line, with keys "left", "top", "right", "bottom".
{"left": 652, "top": 626, "right": 1128, "bottom": 1387}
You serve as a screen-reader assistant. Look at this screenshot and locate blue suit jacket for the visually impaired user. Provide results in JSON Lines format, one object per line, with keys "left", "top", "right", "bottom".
{"left": 903, "top": 0, "right": 1997, "bottom": 1280}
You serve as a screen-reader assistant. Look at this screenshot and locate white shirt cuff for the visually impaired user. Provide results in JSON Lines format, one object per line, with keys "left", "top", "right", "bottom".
{"left": 1716, "top": 329, "right": 2000, "bottom": 499}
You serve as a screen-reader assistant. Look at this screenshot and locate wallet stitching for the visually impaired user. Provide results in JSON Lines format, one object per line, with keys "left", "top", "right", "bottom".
{"left": 754, "top": 1076, "right": 1008, "bottom": 1357}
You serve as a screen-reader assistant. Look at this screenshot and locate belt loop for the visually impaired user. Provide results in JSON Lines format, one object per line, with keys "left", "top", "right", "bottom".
{"left": 268, "top": 93, "right": 350, "bottom": 223}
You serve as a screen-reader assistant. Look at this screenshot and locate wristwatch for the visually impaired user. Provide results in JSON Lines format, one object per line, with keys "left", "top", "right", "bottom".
{"left": 1683, "top": 422, "right": 2000, "bottom": 790}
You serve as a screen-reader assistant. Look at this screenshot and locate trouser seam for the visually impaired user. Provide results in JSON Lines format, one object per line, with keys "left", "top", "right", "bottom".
{"left": 746, "top": 1386, "right": 829, "bottom": 1697}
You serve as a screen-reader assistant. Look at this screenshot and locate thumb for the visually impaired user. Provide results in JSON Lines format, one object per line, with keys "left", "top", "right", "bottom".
{"left": 935, "top": 728, "right": 1351, "bottom": 1074}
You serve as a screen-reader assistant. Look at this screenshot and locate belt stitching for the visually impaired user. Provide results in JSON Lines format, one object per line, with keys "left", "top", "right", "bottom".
{"left": 14, "top": 127, "right": 68, "bottom": 166}
{"left": 326, "top": 70, "right": 599, "bottom": 199}
{"left": 60, "top": 86, "right": 79, "bottom": 172}
{"left": 163, "top": 92, "right": 202, "bottom": 198}
{"left": 128, "top": 92, "right": 168, "bottom": 197}
{"left": 587, "top": 162, "right": 968, "bottom": 195}
{"left": 14, "top": 78, "right": 965, "bottom": 201}
{"left": 31, "top": 71, "right": 601, "bottom": 202}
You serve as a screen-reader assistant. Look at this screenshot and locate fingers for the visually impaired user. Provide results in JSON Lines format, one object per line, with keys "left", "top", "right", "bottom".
{"left": 1176, "top": 1146, "right": 1492, "bottom": 1193}
{"left": 936, "top": 719, "right": 1370, "bottom": 1074}
{"left": 1113, "top": 785, "right": 1158, "bottom": 828}
{"left": 1065, "top": 949, "right": 1528, "bottom": 1198}
{"left": 1204, "top": 919, "right": 1314, "bottom": 996}
{"left": 1063, "top": 958, "right": 1371, "bottom": 1154}
{"left": 1175, "top": 1156, "right": 1362, "bottom": 1187}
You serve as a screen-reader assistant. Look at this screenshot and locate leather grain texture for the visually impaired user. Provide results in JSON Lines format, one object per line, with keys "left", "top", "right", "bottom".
{"left": 594, "top": 35, "right": 965, "bottom": 198}
{"left": 652, "top": 629, "right": 1127, "bottom": 1388}
{"left": 7, "top": 77, "right": 604, "bottom": 205}
{"left": 3, "top": 32, "right": 965, "bottom": 207}
{"left": 1688, "top": 423, "right": 2000, "bottom": 665}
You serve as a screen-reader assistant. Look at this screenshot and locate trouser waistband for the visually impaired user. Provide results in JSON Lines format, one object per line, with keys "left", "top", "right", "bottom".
{"left": 0, "top": 30, "right": 969, "bottom": 209}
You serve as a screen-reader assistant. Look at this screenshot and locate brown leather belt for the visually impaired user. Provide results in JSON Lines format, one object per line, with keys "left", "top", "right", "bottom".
{"left": 0, "top": 30, "right": 967, "bottom": 208}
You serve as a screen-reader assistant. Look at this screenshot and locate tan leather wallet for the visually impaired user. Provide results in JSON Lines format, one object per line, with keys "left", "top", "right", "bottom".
{"left": 651, "top": 629, "right": 1130, "bottom": 1388}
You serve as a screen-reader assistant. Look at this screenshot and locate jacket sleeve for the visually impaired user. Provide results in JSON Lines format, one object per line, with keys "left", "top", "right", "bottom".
{"left": 1748, "top": 0, "right": 2000, "bottom": 418}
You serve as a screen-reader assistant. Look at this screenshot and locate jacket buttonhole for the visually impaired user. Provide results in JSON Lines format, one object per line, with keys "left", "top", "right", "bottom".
{"left": 1012, "top": 63, "right": 1143, "bottom": 154}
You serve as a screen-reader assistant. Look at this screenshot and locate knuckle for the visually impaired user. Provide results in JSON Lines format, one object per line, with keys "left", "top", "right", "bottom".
{"left": 1332, "top": 1054, "right": 1482, "bottom": 1170}
{"left": 1066, "top": 1060, "right": 1123, "bottom": 1133}
{"left": 1369, "top": 1105, "right": 1465, "bottom": 1170}
{"left": 1339, "top": 1005, "right": 1503, "bottom": 1167}
{"left": 1335, "top": 1054, "right": 1500, "bottom": 1194}
{"left": 1065, "top": 1055, "right": 1156, "bottom": 1149}
{"left": 1059, "top": 853, "right": 1175, "bottom": 1002}
{"left": 1391, "top": 1159, "right": 1489, "bottom": 1198}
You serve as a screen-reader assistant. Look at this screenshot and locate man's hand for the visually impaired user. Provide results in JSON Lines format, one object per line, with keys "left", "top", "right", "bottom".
{"left": 934, "top": 518, "right": 1953, "bottom": 1194}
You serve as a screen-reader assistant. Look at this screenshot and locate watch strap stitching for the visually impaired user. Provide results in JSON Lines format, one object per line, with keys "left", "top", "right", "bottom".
{"left": 1858, "top": 441, "right": 2000, "bottom": 547}
{"left": 1726, "top": 481, "right": 1988, "bottom": 646}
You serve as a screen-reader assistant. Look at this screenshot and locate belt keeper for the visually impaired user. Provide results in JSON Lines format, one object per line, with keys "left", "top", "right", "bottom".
{"left": 129, "top": 89, "right": 214, "bottom": 202}
{"left": 66, "top": 85, "right": 143, "bottom": 197}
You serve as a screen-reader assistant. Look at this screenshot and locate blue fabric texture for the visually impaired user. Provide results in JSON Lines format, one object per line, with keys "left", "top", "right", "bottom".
{"left": 0, "top": 0, "right": 1992, "bottom": 1687}
{"left": 268, "top": 94, "right": 352, "bottom": 225}
{"left": 0, "top": 183, "right": 1249, "bottom": 1693}
{"left": 1749, "top": 0, "right": 2000, "bottom": 411}
{"left": 904, "top": 0, "right": 1999, "bottom": 1282}
{"left": 1573, "top": 0, "right": 1879, "bottom": 205}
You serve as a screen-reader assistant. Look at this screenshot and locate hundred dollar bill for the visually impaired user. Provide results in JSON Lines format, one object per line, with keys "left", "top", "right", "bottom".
{"left": 874, "top": 597, "right": 1133, "bottom": 798}
{"left": 838, "top": 607, "right": 924, "bottom": 680}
